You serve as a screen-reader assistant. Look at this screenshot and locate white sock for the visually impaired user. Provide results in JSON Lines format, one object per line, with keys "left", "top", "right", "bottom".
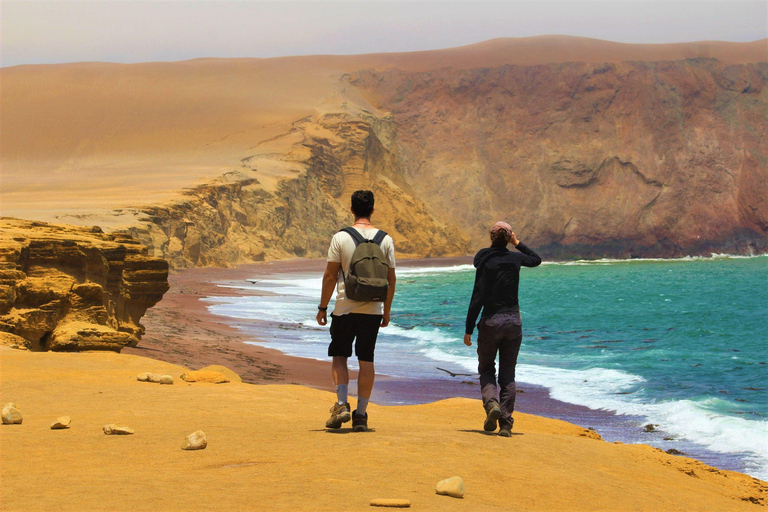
{"left": 357, "top": 396, "right": 370, "bottom": 415}
{"left": 335, "top": 384, "right": 348, "bottom": 404}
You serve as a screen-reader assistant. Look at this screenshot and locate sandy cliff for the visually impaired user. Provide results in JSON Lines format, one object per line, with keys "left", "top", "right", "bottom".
{"left": 1, "top": 36, "right": 766, "bottom": 264}
{"left": 0, "top": 219, "right": 169, "bottom": 351}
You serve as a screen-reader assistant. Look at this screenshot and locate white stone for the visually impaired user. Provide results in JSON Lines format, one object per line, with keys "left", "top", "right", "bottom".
{"left": 2, "top": 403, "right": 22, "bottom": 424}
{"left": 103, "top": 424, "right": 134, "bottom": 435}
{"left": 159, "top": 375, "right": 174, "bottom": 385}
{"left": 182, "top": 430, "right": 207, "bottom": 450}
{"left": 51, "top": 416, "right": 71, "bottom": 429}
{"left": 436, "top": 476, "right": 465, "bottom": 498}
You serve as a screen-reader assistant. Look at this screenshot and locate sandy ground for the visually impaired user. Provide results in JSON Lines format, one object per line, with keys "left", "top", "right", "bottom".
{"left": 1, "top": 347, "right": 766, "bottom": 512}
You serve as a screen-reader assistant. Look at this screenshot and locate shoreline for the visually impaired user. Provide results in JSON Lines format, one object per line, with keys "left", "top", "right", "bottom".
{"left": 126, "top": 257, "right": 754, "bottom": 477}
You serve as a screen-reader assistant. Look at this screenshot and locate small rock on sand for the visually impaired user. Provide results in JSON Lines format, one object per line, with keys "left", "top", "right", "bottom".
{"left": 159, "top": 375, "right": 174, "bottom": 385}
{"left": 137, "top": 372, "right": 151, "bottom": 381}
{"left": 103, "top": 424, "right": 134, "bottom": 435}
{"left": 2, "top": 403, "right": 22, "bottom": 424}
{"left": 148, "top": 373, "right": 163, "bottom": 383}
{"left": 370, "top": 498, "right": 411, "bottom": 507}
{"left": 182, "top": 430, "right": 207, "bottom": 450}
{"left": 180, "top": 371, "right": 229, "bottom": 384}
{"left": 436, "top": 476, "right": 465, "bottom": 498}
{"left": 51, "top": 416, "right": 71, "bottom": 429}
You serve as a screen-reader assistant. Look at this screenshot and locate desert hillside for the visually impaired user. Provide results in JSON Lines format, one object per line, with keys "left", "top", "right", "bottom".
{"left": 2, "top": 36, "right": 767, "bottom": 265}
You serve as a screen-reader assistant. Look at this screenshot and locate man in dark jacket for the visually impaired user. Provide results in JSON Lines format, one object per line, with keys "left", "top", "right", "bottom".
{"left": 464, "top": 221, "right": 541, "bottom": 436}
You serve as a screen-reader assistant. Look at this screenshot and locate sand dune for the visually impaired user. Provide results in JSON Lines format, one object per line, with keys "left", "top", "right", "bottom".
{"left": 1, "top": 347, "right": 765, "bottom": 511}
{"left": 2, "top": 36, "right": 765, "bottom": 223}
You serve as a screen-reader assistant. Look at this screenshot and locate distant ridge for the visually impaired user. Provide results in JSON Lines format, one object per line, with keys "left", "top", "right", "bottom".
{"left": 1, "top": 35, "right": 766, "bottom": 263}
{"left": 357, "top": 35, "right": 768, "bottom": 70}
{"left": 3, "top": 35, "right": 766, "bottom": 70}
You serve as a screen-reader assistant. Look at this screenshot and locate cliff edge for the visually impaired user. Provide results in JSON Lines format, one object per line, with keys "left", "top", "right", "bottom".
{"left": 0, "top": 218, "right": 169, "bottom": 351}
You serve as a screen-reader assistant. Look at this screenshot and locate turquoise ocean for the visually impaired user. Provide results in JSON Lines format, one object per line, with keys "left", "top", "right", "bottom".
{"left": 204, "top": 255, "right": 768, "bottom": 480}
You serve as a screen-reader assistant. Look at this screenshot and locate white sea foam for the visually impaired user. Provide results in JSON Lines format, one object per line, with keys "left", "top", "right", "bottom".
{"left": 397, "top": 264, "right": 475, "bottom": 275}
{"left": 544, "top": 253, "right": 766, "bottom": 266}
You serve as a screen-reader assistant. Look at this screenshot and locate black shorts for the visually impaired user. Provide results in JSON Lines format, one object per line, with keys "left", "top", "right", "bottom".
{"left": 328, "top": 313, "right": 382, "bottom": 362}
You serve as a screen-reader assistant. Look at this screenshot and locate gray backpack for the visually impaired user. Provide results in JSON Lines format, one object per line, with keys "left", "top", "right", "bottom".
{"left": 340, "top": 227, "right": 390, "bottom": 302}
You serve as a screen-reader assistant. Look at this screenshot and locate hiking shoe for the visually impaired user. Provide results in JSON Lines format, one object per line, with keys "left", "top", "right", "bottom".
{"left": 352, "top": 411, "right": 368, "bottom": 432}
{"left": 498, "top": 417, "right": 514, "bottom": 437}
{"left": 325, "top": 402, "right": 351, "bottom": 429}
{"left": 484, "top": 403, "right": 502, "bottom": 432}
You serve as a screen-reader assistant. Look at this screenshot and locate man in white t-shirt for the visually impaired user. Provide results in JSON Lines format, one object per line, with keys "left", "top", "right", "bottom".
{"left": 316, "top": 190, "right": 397, "bottom": 432}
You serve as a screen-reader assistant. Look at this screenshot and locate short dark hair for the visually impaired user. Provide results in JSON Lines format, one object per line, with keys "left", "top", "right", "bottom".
{"left": 351, "top": 190, "right": 375, "bottom": 218}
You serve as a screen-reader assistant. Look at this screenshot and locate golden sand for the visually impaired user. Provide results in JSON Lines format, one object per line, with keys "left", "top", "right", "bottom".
{"left": 1, "top": 347, "right": 765, "bottom": 511}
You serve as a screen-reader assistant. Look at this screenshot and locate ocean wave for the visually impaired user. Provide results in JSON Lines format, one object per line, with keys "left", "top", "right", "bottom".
{"left": 543, "top": 253, "right": 767, "bottom": 266}
{"left": 397, "top": 264, "right": 475, "bottom": 275}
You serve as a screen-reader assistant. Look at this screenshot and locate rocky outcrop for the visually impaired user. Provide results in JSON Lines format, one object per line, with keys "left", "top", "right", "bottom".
{"left": 349, "top": 59, "right": 768, "bottom": 257}
{"left": 0, "top": 219, "right": 169, "bottom": 351}
{"left": 127, "top": 110, "right": 470, "bottom": 268}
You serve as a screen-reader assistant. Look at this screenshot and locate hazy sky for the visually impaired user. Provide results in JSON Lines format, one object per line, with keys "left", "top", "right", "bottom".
{"left": 2, "top": 0, "right": 766, "bottom": 67}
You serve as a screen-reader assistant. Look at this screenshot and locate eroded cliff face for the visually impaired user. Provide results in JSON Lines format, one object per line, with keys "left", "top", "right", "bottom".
{"left": 0, "top": 219, "right": 169, "bottom": 351}
{"left": 127, "top": 110, "right": 471, "bottom": 268}
{"left": 349, "top": 59, "right": 768, "bottom": 257}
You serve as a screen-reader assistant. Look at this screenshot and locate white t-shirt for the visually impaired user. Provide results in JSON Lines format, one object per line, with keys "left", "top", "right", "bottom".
{"left": 327, "top": 227, "right": 396, "bottom": 316}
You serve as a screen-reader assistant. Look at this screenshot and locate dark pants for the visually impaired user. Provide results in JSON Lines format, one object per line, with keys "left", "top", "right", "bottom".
{"left": 476, "top": 311, "right": 523, "bottom": 425}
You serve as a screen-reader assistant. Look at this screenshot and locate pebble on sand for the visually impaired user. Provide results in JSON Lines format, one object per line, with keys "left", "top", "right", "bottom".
{"left": 370, "top": 498, "right": 411, "bottom": 508}
{"left": 137, "top": 372, "right": 151, "bottom": 381}
{"left": 159, "top": 375, "right": 174, "bottom": 385}
{"left": 51, "top": 416, "right": 71, "bottom": 429}
{"left": 148, "top": 373, "right": 164, "bottom": 383}
{"left": 2, "top": 403, "right": 22, "bottom": 424}
{"left": 436, "top": 476, "right": 465, "bottom": 498}
{"left": 182, "top": 430, "right": 208, "bottom": 450}
{"left": 180, "top": 371, "right": 230, "bottom": 384}
{"left": 103, "top": 424, "right": 134, "bottom": 435}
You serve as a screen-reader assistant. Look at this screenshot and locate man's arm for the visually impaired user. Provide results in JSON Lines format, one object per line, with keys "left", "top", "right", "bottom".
{"left": 381, "top": 267, "right": 396, "bottom": 327}
{"left": 316, "top": 261, "right": 341, "bottom": 326}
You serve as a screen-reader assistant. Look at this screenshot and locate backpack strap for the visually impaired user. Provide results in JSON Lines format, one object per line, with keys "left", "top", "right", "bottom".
{"left": 372, "top": 230, "right": 388, "bottom": 246}
{"left": 340, "top": 227, "right": 389, "bottom": 247}
{"left": 340, "top": 227, "right": 366, "bottom": 247}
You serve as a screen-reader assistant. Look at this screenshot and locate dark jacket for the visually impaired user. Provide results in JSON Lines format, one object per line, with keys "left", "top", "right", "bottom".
{"left": 465, "top": 243, "right": 542, "bottom": 335}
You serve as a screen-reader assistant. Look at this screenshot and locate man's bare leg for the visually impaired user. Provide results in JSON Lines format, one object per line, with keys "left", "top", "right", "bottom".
{"left": 326, "top": 356, "right": 352, "bottom": 429}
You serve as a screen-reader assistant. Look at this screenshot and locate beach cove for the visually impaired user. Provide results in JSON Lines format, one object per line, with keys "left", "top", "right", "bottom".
{"left": 4, "top": 257, "right": 766, "bottom": 510}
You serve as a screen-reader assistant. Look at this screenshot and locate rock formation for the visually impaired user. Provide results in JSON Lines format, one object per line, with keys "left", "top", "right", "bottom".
{"left": 126, "top": 110, "right": 471, "bottom": 267}
{"left": 0, "top": 219, "right": 169, "bottom": 351}
{"left": 349, "top": 59, "right": 768, "bottom": 257}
